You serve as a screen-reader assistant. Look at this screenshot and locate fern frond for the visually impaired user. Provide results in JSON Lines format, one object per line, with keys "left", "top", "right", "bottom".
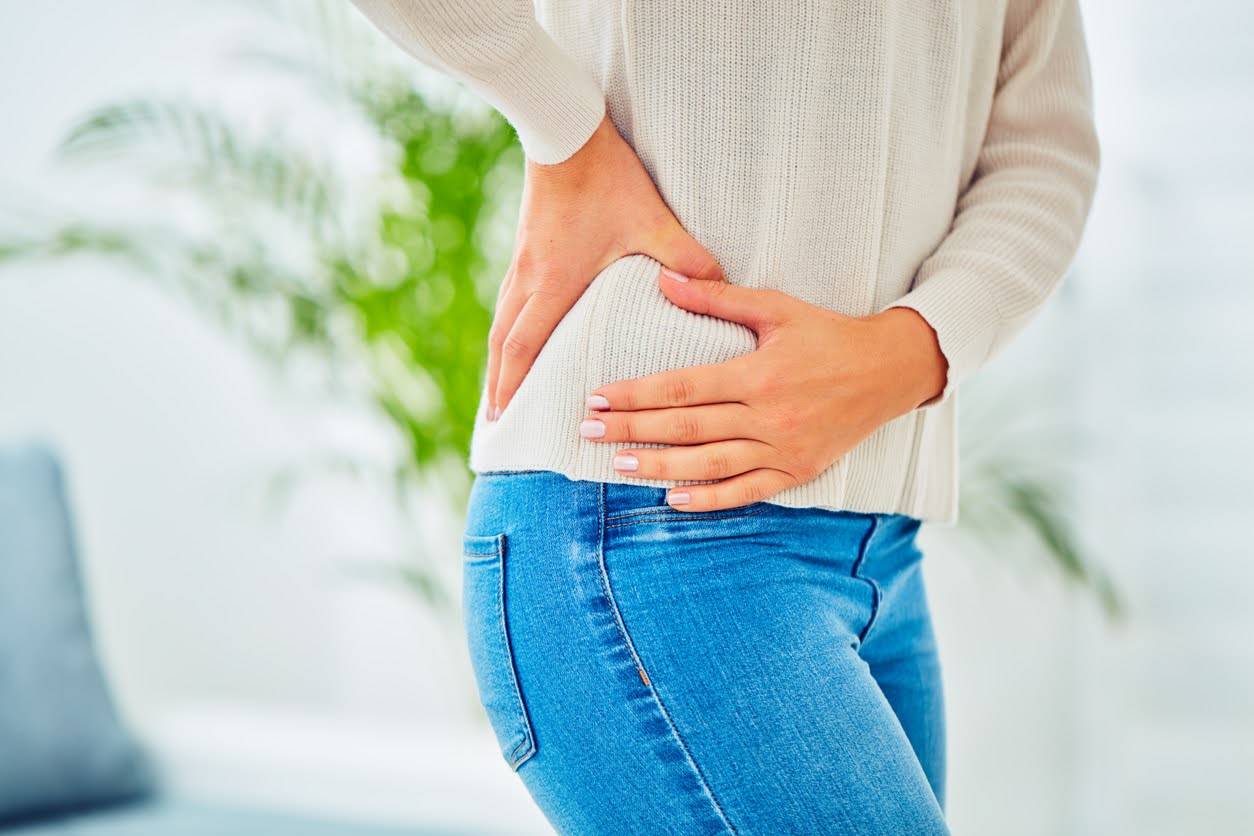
{"left": 59, "top": 100, "right": 343, "bottom": 235}
{"left": 958, "top": 390, "right": 1122, "bottom": 619}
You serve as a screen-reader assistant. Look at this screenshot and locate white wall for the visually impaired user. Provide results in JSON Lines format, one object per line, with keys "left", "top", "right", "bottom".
{"left": 1069, "top": 4, "right": 1254, "bottom": 834}
{"left": 0, "top": 0, "right": 475, "bottom": 726}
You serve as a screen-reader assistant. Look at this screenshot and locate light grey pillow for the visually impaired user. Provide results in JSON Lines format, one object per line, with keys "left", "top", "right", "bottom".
{"left": 0, "top": 444, "right": 152, "bottom": 823}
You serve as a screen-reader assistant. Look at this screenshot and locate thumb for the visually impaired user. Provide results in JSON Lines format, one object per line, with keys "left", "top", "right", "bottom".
{"left": 647, "top": 217, "right": 724, "bottom": 282}
{"left": 657, "top": 268, "right": 787, "bottom": 333}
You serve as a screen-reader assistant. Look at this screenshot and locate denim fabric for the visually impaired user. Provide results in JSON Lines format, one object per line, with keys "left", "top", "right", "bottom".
{"left": 463, "top": 471, "right": 947, "bottom": 835}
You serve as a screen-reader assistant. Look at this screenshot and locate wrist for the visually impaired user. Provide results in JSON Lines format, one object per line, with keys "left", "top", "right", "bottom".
{"left": 867, "top": 307, "right": 948, "bottom": 410}
{"left": 526, "top": 113, "right": 615, "bottom": 183}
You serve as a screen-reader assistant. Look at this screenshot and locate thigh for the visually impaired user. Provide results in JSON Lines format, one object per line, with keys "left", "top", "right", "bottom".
{"left": 464, "top": 475, "right": 948, "bottom": 835}
{"left": 463, "top": 472, "right": 739, "bottom": 834}
{"left": 867, "top": 645, "right": 946, "bottom": 809}
{"left": 597, "top": 486, "right": 948, "bottom": 835}
{"left": 857, "top": 518, "right": 947, "bottom": 807}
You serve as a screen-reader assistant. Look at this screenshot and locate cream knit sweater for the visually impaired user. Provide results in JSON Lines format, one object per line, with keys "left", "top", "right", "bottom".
{"left": 352, "top": 0, "right": 1099, "bottom": 523}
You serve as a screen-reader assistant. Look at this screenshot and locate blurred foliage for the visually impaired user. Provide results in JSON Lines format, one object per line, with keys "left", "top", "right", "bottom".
{"left": 0, "top": 0, "right": 519, "bottom": 606}
{"left": 0, "top": 1, "right": 1116, "bottom": 616}
{"left": 958, "top": 384, "right": 1120, "bottom": 617}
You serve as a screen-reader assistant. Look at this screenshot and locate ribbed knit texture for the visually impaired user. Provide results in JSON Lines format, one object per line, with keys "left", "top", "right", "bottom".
{"left": 352, "top": 0, "right": 1100, "bottom": 523}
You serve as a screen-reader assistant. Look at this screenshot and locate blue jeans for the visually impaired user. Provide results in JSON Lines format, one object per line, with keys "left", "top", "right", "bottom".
{"left": 463, "top": 471, "right": 948, "bottom": 834}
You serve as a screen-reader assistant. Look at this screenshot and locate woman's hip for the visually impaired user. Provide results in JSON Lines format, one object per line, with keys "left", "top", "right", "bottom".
{"left": 461, "top": 470, "right": 945, "bottom": 834}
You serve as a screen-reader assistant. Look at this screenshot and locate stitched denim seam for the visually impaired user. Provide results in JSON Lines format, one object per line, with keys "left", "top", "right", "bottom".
{"left": 594, "top": 483, "right": 738, "bottom": 834}
{"left": 605, "top": 503, "right": 758, "bottom": 521}
{"left": 605, "top": 506, "right": 769, "bottom": 528}
{"left": 492, "top": 534, "right": 537, "bottom": 770}
{"left": 851, "top": 516, "right": 883, "bottom": 644}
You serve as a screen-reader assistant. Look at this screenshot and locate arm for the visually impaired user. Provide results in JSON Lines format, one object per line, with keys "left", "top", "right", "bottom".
{"left": 888, "top": 0, "right": 1101, "bottom": 405}
{"left": 353, "top": 1, "right": 724, "bottom": 418}
{"left": 580, "top": 0, "right": 1100, "bottom": 511}
{"left": 351, "top": 0, "right": 605, "bottom": 163}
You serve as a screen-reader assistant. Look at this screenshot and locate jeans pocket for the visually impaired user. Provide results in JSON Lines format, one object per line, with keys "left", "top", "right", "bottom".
{"left": 462, "top": 533, "right": 536, "bottom": 770}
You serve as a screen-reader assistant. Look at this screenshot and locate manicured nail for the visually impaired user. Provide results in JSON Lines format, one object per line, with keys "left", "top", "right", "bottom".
{"left": 586, "top": 394, "right": 610, "bottom": 411}
{"left": 492, "top": 405, "right": 502, "bottom": 421}
{"left": 487, "top": 405, "right": 497, "bottom": 422}
{"left": 660, "top": 267, "right": 690, "bottom": 283}
{"left": 613, "top": 454, "right": 639, "bottom": 472}
{"left": 579, "top": 419, "right": 606, "bottom": 439}
{"left": 667, "top": 491, "right": 690, "bottom": 506}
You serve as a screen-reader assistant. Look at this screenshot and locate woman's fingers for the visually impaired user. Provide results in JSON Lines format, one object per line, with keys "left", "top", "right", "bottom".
{"left": 484, "top": 269, "right": 521, "bottom": 420}
{"left": 645, "top": 215, "right": 725, "bottom": 282}
{"left": 656, "top": 268, "right": 792, "bottom": 334}
{"left": 588, "top": 356, "right": 758, "bottom": 412}
{"left": 665, "top": 468, "right": 796, "bottom": 512}
{"left": 493, "top": 288, "right": 575, "bottom": 417}
{"left": 579, "top": 403, "right": 751, "bottom": 445}
{"left": 611, "top": 439, "right": 773, "bottom": 481}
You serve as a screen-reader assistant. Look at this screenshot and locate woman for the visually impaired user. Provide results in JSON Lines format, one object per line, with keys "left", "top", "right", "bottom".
{"left": 354, "top": 1, "right": 1099, "bottom": 833}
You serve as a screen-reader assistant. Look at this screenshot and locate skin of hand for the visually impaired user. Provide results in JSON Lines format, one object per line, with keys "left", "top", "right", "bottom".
{"left": 486, "top": 114, "right": 724, "bottom": 420}
{"left": 581, "top": 268, "right": 949, "bottom": 512}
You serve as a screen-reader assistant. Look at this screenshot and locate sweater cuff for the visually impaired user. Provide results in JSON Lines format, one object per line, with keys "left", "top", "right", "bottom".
{"left": 474, "top": 24, "right": 605, "bottom": 165}
{"left": 886, "top": 269, "right": 1001, "bottom": 408}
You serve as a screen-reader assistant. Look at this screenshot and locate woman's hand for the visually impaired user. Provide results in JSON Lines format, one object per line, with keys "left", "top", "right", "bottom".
{"left": 580, "top": 268, "right": 949, "bottom": 511}
{"left": 486, "top": 115, "right": 723, "bottom": 420}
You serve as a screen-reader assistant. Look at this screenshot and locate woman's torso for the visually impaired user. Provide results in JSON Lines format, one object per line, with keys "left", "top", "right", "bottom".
{"left": 471, "top": 1, "right": 1011, "bottom": 522}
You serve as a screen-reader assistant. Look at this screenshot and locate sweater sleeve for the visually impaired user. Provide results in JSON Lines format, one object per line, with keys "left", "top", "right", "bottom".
{"left": 887, "top": 0, "right": 1100, "bottom": 406}
{"left": 350, "top": 0, "right": 606, "bottom": 164}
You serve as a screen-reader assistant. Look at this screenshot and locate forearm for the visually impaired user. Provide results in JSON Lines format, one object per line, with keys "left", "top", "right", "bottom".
{"left": 888, "top": 0, "right": 1100, "bottom": 405}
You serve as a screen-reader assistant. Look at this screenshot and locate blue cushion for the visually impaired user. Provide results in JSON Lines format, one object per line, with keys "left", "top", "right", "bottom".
{"left": 0, "top": 799, "right": 468, "bottom": 835}
{"left": 0, "top": 444, "right": 153, "bottom": 823}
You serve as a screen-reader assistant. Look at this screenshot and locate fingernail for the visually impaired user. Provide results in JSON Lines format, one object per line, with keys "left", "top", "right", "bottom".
{"left": 613, "top": 454, "right": 639, "bottom": 472}
{"left": 579, "top": 419, "right": 606, "bottom": 439}
{"left": 668, "top": 491, "right": 690, "bottom": 506}
{"left": 660, "top": 267, "right": 690, "bottom": 283}
{"left": 586, "top": 394, "right": 610, "bottom": 411}
{"left": 487, "top": 405, "right": 497, "bottom": 422}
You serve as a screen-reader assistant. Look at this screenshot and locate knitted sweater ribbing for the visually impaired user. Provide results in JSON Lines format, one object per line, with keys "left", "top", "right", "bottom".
{"left": 352, "top": 0, "right": 1100, "bottom": 522}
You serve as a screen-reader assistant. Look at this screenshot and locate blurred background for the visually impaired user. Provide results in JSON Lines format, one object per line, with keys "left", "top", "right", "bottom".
{"left": 0, "top": 2, "right": 1250, "bottom": 834}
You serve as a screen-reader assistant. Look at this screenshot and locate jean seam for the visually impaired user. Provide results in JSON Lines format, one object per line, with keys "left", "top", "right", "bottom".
{"left": 594, "top": 483, "right": 738, "bottom": 834}
{"left": 852, "top": 516, "right": 884, "bottom": 644}
{"left": 605, "top": 505, "right": 770, "bottom": 528}
{"left": 605, "top": 502, "right": 764, "bottom": 521}
{"left": 494, "top": 534, "right": 536, "bottom": 769}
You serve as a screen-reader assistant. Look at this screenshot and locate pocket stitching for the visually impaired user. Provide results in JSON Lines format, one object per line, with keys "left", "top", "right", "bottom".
{"left": 462, "top": 532, "right": 501, "bottom": 556}
{"left": 493, "top": 534, "right": 536, "bottom": 768}
{"left": 464, "top": 533, "right": 537, "bottom": 770}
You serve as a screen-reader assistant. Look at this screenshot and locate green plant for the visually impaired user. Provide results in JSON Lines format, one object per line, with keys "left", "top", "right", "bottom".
{"left": 958, "top": 380, "right": 1120, "bottom": 616}
{"left": 2, "top": 1, "right": 518, "bottom": 605}
{"left": 0, "top": 1, "right": 1116, "bottom": 615}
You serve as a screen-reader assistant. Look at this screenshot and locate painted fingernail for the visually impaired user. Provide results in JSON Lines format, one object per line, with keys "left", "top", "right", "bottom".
{"left": 579, "top": 419, "right": 606, "bottom": 439}
{"left": 660, "top": 267, "right": 690, "bottom": 283}
{"left": 586, "top": 394, "right": 610, "bottom": 411}
{"left": 667, "top": 491, "right": 691, "bottom": 506}
{"left": 487, "top": 405, "right": 497, "bottom": 422}
{"left": 613, "top": 454, "right": 639, "bottom": 472}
